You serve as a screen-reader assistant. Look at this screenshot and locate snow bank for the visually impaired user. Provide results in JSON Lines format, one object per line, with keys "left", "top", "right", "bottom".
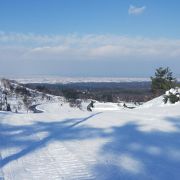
{"left": 1, "top": 85, "right": 180, "bottom": 179}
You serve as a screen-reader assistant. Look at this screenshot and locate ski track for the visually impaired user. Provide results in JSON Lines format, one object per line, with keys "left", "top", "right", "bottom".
{"left": 0, "top": 113, "right": 97, "bottom": 180}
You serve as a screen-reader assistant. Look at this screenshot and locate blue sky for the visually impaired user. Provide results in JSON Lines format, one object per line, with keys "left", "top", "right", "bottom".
{"left": 0, "top": 0, "right": 180, "bottom": 77}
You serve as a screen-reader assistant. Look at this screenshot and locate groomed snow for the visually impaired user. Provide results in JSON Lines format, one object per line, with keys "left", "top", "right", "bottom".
{"left": 1, "top": 99, "right": 180, "bottom": 179}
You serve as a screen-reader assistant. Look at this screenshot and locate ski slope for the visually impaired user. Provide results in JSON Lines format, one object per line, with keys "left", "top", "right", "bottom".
{"left": 0, "top": 99, "right": 180, "bottom": 180}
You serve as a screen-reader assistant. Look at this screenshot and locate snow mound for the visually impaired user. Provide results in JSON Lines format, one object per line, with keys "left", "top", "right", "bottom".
{"left": 93, "top": 102, "right": 121, "bottom": 111}
{"left": 140, "top": 96, "right": 164, "bottom": 108}
{"left": 141, "top": 88, "right": 180, "bottom": 109}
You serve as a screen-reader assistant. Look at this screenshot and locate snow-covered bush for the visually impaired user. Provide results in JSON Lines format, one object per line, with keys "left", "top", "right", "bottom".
{"left": 163, "top": 88, "right": 180, "bottom": 104}
{"left": 69, "top": 99, "right": 82, "bottom": 110}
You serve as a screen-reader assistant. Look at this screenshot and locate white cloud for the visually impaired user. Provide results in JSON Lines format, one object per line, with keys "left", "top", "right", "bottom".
{"left": 0, "top": 32, "right": 180, "bottom": 62}
{"left": 128, "top": 5, "right": 146, "bottom": 15}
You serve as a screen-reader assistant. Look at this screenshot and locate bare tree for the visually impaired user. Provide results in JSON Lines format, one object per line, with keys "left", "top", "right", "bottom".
{"left": 23, "top": 95, "right": 33, "bottom": 113}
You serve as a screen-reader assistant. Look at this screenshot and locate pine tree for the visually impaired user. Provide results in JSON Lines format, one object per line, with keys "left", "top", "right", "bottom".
{"left": 151, "top": 67, "right": 176, "bottom": 95}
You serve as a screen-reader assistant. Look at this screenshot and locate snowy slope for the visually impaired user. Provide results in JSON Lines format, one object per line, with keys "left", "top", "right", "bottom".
{"left": 0, "top": 78, "right": 62, "bottom": 112}
{"left": 1, "top": 94, "right": 180, "bottom": 179}
{"left": 139, "top": 95, "right": 164, "bottom": 108}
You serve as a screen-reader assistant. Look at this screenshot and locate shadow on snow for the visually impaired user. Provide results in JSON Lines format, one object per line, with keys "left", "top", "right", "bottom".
{"left": 93, "top": 116, "right": 180, "bottom": 180}
{"left": 0, "top": 112, "right": 102, "bottom": 168}
{"left": 0, "top": 113, "right": 180, "bottom": 179}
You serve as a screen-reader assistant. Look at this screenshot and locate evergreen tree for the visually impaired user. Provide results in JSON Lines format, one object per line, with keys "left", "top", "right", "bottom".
{"left": 151, "top": 67, "right": 176, "bottom": 95}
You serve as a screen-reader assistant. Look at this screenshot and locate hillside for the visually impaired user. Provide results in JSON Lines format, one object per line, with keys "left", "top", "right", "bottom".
{"left": 0, "top": 85, "right": 180, "bottom": 179}
{"left": 0, "top": 79, "right": 61, "bottom": 113}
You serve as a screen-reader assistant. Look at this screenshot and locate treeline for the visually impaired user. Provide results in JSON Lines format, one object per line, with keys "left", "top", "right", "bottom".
{"left": 23, "top": 67, "right": 179, "bottom": 104}
{"left": 25, "top": 82, "right": 153, "bottom": 103}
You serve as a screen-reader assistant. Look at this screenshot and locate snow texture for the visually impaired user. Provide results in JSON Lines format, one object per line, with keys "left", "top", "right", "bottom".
{"left": 0, "top": 94, "right": 180, "bottom": 179}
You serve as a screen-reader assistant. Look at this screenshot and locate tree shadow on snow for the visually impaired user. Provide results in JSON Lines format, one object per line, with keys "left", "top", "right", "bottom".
{"left": 1, "top": 113, "right": 180, "bottom": 180}
{"left": 93, "top": 116, "right": 180, "bottom": 180}
{"left": 0, "top": 112, "right": 102, "bottom": 168}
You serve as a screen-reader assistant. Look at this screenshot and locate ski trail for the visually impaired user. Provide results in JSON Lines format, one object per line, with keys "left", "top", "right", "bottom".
{"left": 30, "top": 113, "right": 96, "bottom": 180}
{"left": 1, "top": 112, "right": 96, "bottom": 180}
{"left": 43, "top": 142, "right": 96, "bottom": 180}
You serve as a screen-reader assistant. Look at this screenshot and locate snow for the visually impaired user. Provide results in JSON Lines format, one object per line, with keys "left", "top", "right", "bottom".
{"left": 1, "top": 95, "right": 180, "bottom": 179}
{"left": 139, "top": 95, "right": 165, "bottom": 108}
{"left": 93, "top": 102, "right": 121, "bottom": 111}
{"left": 0, "top": 79, "right": 61, "bottom": 113}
